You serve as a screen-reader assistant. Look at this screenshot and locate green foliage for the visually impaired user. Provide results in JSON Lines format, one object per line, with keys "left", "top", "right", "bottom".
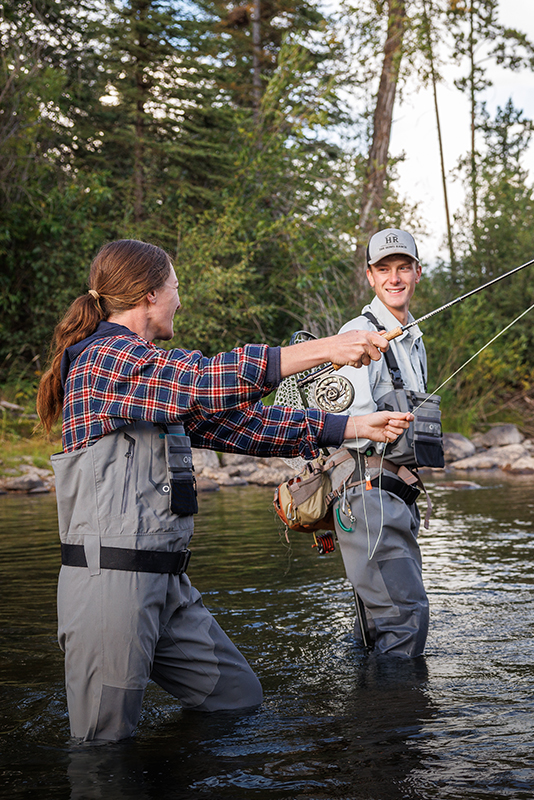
{"left": 170, "top": 37, "right": 374, "bottom": 351}
{"left": 0, "top": 174, "right": 112, "bottom": 372}
{"left": 419, "top": 99, "right": 534, "bottom": 433}
{"left": 2, "top": 0, "right": 534, "bottom": 440}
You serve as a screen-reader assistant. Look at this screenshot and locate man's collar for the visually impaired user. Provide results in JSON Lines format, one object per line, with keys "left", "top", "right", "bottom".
{"left": 367, "top": 296, "right": 422, "bottom": 340}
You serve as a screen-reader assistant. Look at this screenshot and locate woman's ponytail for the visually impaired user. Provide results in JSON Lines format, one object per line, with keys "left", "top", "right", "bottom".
{"left": 37, "top": 294, "right": 104, "bottom": 432}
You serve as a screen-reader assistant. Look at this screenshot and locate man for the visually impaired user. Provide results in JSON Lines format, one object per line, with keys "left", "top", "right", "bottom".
{"left": 333, "top": 227, "right": 439, "bottom": 658}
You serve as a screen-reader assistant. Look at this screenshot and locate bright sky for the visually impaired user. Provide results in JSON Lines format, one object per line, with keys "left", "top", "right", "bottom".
{"left": 391, "top": 0, "right": 534, "bottom": 265}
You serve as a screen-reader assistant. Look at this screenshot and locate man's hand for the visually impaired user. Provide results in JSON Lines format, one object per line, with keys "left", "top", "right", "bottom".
{"left": 280, "top": 330, "right": 389, "bottom": 378}
{"left": 345, "top": 412, "right": 413, "bottom": 444}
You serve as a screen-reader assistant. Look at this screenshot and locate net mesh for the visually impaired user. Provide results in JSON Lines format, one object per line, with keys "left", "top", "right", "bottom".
{"left": 274, "top": 375, "right": 317, "bottom": 471}
{"left": 274, "top": 330, "right": 319, "bottom": 470}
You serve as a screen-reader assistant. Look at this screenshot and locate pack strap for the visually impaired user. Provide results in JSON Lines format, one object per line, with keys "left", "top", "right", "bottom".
{"left": 329, "top": 453, "right": 433, "bottom": 527}
{"left": 363, "top": 311, "right": 404, "bottom": 389}
{"left": 328, "top": 472, "right": 419, "bottom": 506}
{"left": 61, "top": 543, "right": 191, "bottom": 574}
{"left": 411, "top": 472, "right": 432, "bottom": 529}
{"left": 370, "top": 474, "right": 420, "bottom": 506}
{"left": 368, "top": 455, "right": 432, "bottom": 527}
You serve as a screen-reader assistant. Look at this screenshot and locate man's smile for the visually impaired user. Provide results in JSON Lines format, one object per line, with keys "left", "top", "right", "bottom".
{"left": 366, "top": 254, "right": 422, "bottom": 324}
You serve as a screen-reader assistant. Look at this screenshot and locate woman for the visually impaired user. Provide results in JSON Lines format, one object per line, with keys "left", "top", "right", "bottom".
{"left": 37, "top": 239, "right": 411, "bottom": 742}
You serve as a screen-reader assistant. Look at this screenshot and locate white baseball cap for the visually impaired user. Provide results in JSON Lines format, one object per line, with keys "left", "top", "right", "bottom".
{"left": 366, "top": 228, "right": 420, "bottom": 266}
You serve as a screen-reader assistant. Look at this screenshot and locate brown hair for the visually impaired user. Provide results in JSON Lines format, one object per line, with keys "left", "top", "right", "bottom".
{"left": 37, "top": 239, "right": 172, "bottom": 433}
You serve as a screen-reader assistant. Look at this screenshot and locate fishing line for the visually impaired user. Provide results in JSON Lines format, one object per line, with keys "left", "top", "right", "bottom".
{"left": 368, "top": 447, "right": 387, "bottom": 560}
{"left": 351, "top": 418, "right": 370, "bottom": 556}
{"left": 411, "top": 301, "right": 534, "bottom": 415}
{"left": 352, "top": 301, "right": 534, "bottom": 562}
{"left": 351, "top": 417, "right": 386, "bottom": 560}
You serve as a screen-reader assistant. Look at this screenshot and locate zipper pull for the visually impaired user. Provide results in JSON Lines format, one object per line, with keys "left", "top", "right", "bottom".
{"left": 364, "top": 455, "right": 372, "bottom": 490}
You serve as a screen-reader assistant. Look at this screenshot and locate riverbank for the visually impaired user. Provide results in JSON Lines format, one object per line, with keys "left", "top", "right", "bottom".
{"left": 1, "top": 417, "right": 533, "bottom": 495}
{"left": 0, "top": 398, "right": 61, "bottom": 489}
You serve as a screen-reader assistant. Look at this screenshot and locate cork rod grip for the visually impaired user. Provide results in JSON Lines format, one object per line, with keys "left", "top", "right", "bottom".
{"left": 383, "top": 326, "right": 403, "bottom": 341}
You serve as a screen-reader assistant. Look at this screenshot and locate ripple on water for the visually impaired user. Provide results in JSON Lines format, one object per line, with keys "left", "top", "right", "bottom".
{"left": 2, "top": 479, "right": 534, "bottom": 798}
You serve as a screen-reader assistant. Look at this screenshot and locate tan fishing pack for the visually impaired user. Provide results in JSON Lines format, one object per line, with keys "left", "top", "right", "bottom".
{"left": 273, "top": 447, "right": 355, "bottom": 533}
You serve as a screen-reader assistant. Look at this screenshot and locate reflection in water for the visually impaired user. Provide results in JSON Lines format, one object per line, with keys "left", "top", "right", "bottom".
{"left": 2, "top": 476, "right": 534, "bottom": 798}
{"left": 65, "top": 657, "right": 433, "bottom": 800}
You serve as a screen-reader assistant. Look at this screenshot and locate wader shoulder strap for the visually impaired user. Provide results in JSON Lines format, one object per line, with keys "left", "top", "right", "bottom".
{"left": 363, "top": 310, "right": 428, "bottom": 392}
{"left": 363, "top": 311, "right": 404, "bottom": 389}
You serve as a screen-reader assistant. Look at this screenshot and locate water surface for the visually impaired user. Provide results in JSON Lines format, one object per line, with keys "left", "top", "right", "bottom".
{"left": 1, "top": 474, "right": 534, "bottom": 799}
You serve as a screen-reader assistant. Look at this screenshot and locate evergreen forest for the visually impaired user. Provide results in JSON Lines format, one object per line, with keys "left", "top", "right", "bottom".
{"left": 2, "top": 0, "right": 534, "bottom": 435}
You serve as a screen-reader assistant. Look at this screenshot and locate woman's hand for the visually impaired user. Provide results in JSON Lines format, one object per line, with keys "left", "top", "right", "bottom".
{"left": 345, "top": 412, "right": 413, "bottom": 443}
{"left": 279, "top": 329, "right": 389, "bottom": 378}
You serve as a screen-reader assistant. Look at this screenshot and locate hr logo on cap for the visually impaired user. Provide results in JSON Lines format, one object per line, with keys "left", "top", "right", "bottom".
{"left": 367, "top": 227, "right": 420, "bottom": 266}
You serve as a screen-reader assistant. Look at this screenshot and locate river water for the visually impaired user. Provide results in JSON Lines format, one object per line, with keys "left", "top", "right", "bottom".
{"left": 1, "top": 473, "right": 534, "bottom": 799}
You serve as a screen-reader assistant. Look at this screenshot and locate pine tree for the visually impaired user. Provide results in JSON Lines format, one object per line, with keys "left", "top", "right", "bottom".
{"left": 448, "top": 0, "right": 534, "bottom": 257}
{"left": 0, "top": 1, "right": 105, "bottom": 377}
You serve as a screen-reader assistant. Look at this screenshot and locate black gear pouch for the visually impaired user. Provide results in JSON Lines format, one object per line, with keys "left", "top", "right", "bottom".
{"left": 409, "top": 390, "right": 444, "bottom": 468}
{"left": 377, "top": 389, "right": 444, "bottom": 468}
{"left": 164, "top": 430, "right": 198, "bottom": 516}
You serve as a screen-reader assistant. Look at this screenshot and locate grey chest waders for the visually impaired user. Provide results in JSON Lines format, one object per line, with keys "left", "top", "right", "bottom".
{"left": 363, "top": 312, "right": 445, "bottom": 469}
{"left": 330, "top": 312, "right": 435, "bottom": 658}
{"left": 55, "top": 421, "right": 198, "bottom": 574}
{"left": 52, "top": 421, "right": 262, "bottom": 741}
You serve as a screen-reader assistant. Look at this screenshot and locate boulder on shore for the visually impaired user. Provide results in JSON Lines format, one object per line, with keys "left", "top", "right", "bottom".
{"left": 443, "top": 433, "right": 476, "bottom": 463}
{"left": 450, "top": 443, "right": 530, "bottom": 471}
{"left": 196, "top": 477, "right": 220, "bottom": 492}
{"left": 191, "top": 449, "right": 220, "bottom": 472}
{"left": 471, "top": 424, "right": 524, "bottom": 449}
{"left": 503, "top": 455, "right": 534, "bottom": 474}
{"left": 193, "top": 449, "right": 296, "bottom": 488}
{"left": 2, "top": 473, "right": 48, "bottom": 492}
{"left": 0, "top": 463, "right": 55, "bottom": 493}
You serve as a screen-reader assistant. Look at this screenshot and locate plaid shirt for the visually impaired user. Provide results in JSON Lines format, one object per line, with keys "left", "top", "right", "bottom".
{"left": 62, "top": 328, "right": 337, "bottom": 461}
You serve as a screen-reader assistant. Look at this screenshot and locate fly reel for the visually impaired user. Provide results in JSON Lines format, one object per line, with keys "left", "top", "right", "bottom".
{"left": 313, "top": 373, "right": 355, "bottom": 413}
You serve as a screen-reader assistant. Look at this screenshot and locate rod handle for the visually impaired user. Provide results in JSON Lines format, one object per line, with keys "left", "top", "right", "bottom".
{"left": 383, "top": 326, "right": 403, "bottom": 341}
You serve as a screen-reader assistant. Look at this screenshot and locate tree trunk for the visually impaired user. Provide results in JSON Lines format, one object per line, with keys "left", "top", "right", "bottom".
{"left": 423, "top": 0, "right": 455, "bottom": 277}
{"left": 252, "top": 0, "right": 262, "bottom": 122}
{"left": 355, "top": 0, "right": 406, "bottom": 302}
{"left": 468, "top": 3, "right": 478, "bottom": 256}
{"left": 133, "top": 0, "right": 149, "bottom": 225}
{"left": 134, "top": 88, "right": 145, "bottom": 224}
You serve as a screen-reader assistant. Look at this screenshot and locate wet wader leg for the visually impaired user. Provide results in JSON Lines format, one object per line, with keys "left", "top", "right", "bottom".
{"left": 58, "top": 567, "right": 165, "bottom": 742}
{"left": 354, "top": 589, "right": 374, "bottom": 652}
{"left": 151, "top": 592, "right": 263, "bottom": 712}
{"left": 334, "top": 485, "right": 429, "bottom": 658}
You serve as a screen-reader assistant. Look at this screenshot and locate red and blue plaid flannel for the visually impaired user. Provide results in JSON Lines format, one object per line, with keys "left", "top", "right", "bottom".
{"left": 62, "top": 333, "right": 333, "bottom": 462}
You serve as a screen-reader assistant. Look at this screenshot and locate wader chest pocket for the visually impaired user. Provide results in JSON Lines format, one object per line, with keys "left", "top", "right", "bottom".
{"left": 164, "top": 433, "right": 198, "bottom": 516}
{"left": 377, "top": 389, "right": 444, "bottom": 468}
{"left": 409, "top": 391, "right": 444, "bottom": 468}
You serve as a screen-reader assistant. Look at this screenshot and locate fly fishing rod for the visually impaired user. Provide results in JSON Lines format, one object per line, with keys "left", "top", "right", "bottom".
{"left": 298, "top": 256, "right": 534, "bottom": 388}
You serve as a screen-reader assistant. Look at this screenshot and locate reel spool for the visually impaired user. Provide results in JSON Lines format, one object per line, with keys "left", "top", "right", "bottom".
{"left": 314, "top": 373, "right": 355, "bottom": 413}
{"left": 312, "top": 531, "right": 336, "bottom": 555}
